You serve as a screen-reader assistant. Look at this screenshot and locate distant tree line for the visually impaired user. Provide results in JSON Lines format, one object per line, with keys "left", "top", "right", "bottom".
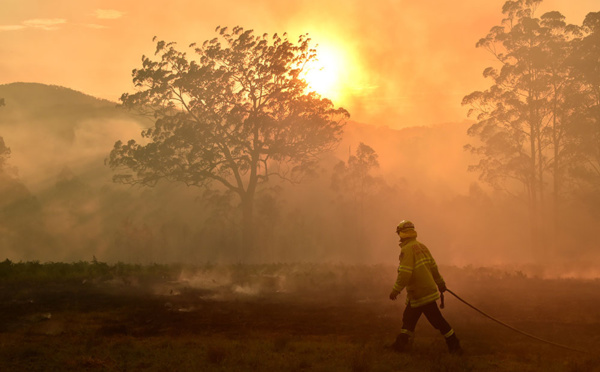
{"left": 0, "top": 98, "right": 8, "bottom": 168}
{"left": 462, "top": 0, "right": 600, "bottom": 251}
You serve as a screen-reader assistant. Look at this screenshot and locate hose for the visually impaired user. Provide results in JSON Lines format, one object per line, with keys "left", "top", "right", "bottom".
{"left": 446, "top": 288, "right": 591, "bottom": 355}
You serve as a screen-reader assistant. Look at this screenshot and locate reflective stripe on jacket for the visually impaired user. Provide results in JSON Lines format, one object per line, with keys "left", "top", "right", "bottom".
{"left": 393, "top": 238, "right": 445, "bottom": 307}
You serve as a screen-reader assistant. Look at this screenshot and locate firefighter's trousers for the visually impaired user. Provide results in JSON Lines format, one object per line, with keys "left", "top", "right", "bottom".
{"left": 400, "top": 301, "right": 454, "bottom": 338}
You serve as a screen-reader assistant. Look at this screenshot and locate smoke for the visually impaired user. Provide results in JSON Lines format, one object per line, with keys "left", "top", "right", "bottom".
{"left": 3, "top": 1, "right": 597, "bottom": 128}
{"left": 2, "top": 0, "right": 600, "bottom": 274}
{"left": 1, "top": 88, "right": 599, "bottom": 275}
{"left": 171, "top": 263, "right": 394, "bottom": 302}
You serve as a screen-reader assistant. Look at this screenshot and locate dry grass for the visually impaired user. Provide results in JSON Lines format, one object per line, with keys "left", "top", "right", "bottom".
{"left": 0, "top": 262, "right": 599, "bottom": 371}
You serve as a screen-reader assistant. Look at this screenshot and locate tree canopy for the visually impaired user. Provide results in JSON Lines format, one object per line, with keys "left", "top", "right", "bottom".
{"left": 108, "top": 26, "right": 349, "bottom": 255}
{"left": 462, "top": 1, "right": 600, "bottom": 250}
{"left": 0, "top": 99, "right": 9, "bottom": 171}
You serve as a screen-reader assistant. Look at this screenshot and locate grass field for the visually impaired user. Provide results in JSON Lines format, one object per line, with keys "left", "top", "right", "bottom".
{"left": 1, "top": 260, "right": 599, "bottom": 371}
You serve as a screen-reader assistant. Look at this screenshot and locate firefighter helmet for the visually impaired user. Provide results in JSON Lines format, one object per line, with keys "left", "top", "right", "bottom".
{"left": 396, "top": 220, "right": 417, "bottom": 239}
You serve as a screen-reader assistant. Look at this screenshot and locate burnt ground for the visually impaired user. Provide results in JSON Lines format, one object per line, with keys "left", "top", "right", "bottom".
{"left": 1, "top": 265, "right": 600, "bottom": 371}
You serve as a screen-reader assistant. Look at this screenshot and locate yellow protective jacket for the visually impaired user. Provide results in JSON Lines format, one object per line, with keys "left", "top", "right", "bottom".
{"left": 393, "top": 237, "right": 445, "bottom": 307}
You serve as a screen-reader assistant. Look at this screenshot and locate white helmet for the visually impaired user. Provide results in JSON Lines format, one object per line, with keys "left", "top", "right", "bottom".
{"left": 396, "top": 220, "right": 417, "bottom": 239}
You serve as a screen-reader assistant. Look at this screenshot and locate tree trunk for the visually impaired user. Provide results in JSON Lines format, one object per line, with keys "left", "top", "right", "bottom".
{"left": 529, "top": 106, "right": 540, "bottom": 254}
{"left": 240, "top": 193, "right": 255, "bottom": 262}
{"left": 536, "top": 118, "right": 546, "bottom": 252}
{"left": 551, "top": 96, "right": 560, "bottom": 253}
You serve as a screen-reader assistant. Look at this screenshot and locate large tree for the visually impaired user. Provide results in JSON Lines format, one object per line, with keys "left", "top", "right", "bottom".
{"left": 108, "top": 26, "right": 349, "bottom": 256}
{"left": 568, "top": 12, "right": 600, "bottom": 199}
{"left": 461, "top": 0, "right": 574, "bottom": 249}
{"left": 536, "top": 11, "right": 580, "bottom": 233}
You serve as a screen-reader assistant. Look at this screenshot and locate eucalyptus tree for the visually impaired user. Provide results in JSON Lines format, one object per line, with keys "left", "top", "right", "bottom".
{"left": 568, "top": 12, "right": 600, "bottom": 195}
{"left": 0, "top": 138, "right": 9, "bottom": 173}
{"left": 462, "top": 0, "right": 563, "bottom": 249}
{"left": 0, "top": 99, "right": 9, "bottom": 172}
{"left": 331, "top": 142, "right": 381, "bottom": 254}
{"left": 108, "top": 26, "right": 349, "bottom": 256}
{"left": 536, "top": 11, "right": 581, "bottom": 231}
{"left": 332, "top": 142, "right": 381, "bottom": 206}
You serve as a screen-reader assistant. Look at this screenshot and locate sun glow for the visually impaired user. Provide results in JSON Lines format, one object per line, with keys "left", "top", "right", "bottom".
{"left": 302, "top": 43, "right": 349, "bottom": 102}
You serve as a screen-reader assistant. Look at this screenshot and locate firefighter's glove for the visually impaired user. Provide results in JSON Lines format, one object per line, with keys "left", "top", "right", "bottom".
{"left": 437, "top": 283, "right": 447, "bottom": 293}
{"left": 389, "top": 289, "right": 400, "bottom": 300}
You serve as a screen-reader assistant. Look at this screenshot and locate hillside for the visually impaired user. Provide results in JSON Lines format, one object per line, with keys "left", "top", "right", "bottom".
{"left": 0, "top": 82, "right": 476, "bottom": 196}
{"left": 0, "top": 82, "right": 145, "bottom": 192}
{"left": 0, "top": 83, "right": 125, "bottom": 140}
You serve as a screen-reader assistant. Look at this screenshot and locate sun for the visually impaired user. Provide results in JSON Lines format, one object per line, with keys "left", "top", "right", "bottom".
{"left": 302, "top": 43, "right": 347, "bottom": 102}
{"left": 299, "top": 37, "right": 373, "bottom": 106}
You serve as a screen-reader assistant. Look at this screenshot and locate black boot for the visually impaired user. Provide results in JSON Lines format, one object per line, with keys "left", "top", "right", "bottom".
{"left": 445, "top": 334, "right": 462, "bottom": 355}
{"left": 391, "top": 333, "right": 412, "bottom": 353}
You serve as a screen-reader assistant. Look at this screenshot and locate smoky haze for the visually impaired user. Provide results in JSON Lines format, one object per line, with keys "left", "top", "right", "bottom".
{"left": 0, "top": 81, "right": 598, "bottom": 278}
{"left": 2, "top": 0, "right": 596, "bottom": 128}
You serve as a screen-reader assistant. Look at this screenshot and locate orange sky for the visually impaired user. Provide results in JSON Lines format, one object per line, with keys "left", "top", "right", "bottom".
{"left": 1, "top": 0, "right": 597, "bottom": 128}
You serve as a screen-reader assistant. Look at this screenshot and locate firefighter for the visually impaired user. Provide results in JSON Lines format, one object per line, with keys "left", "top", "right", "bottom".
{"left": 389, "top": 220, "right": 462, "bottom": 354}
